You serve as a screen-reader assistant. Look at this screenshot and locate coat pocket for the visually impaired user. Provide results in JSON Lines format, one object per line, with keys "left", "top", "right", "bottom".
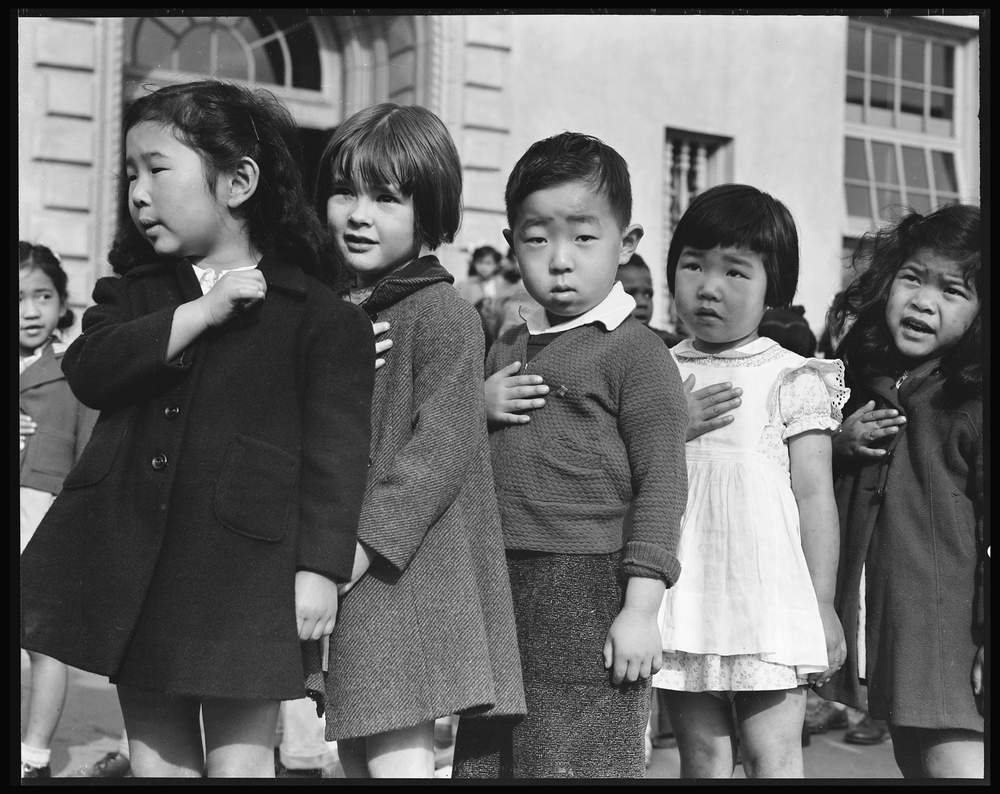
{"left": 23, "top": 429, "right": 74, "bottom": 479}
{"left": 61, "top": 413, "right": 127, "bottom": 489}
{"left": 214, "top": 434, "right": 298, "bottom": 542}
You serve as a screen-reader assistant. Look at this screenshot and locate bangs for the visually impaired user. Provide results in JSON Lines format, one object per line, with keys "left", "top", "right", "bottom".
{"left": 682, "top": 199, "right": 778, "bottom": 258}
{"left": 328, "top": 121, "right": 419, "bottom": 194}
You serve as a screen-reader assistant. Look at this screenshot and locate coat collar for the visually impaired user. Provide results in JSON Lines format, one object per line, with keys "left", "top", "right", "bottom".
{"left": 864, "top": 356, "right": 942, "bottom": 410}
{"left": 673, "top": 335, "right": 779, "bottom": 360}
{"left": 356, "top": 255, "right": 454, "bottom": 316}
{"left": 19, "top": 341, "right": 66, "bottom": 392}
{"left": 173, "top": 255, "right": 307, "bottom": 302}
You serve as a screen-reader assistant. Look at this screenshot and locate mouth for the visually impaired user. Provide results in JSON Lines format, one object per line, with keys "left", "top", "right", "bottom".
{"left": 138, "top": 218, "right": 160, "bottom": 231}
{"left": 900, "top": 317, "right": 934, "bottom": 335}
{"left": 20, "top": 325, "right": 44, "bottom": 334}
{"left": 344, "top": 234, "right": 377, "bottom": 250}
{"left": 694, "top": 307, "right": 723, "bottom": 320}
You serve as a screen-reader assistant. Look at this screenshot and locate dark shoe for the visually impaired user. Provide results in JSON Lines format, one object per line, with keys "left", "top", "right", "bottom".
{"left": 21, "top": 762, "right": 51, "bottom": 779}
{"left": 82, "top": 751, "right": 131, "bottom": 777}
{"left": 844, "top": 715, "right": 889, "bottom": 745}
{"left": 274, "top": 748, "right": 322, "bottom": 778}
{"left": 805, "top": 699, "right": 849, "bottom": 734}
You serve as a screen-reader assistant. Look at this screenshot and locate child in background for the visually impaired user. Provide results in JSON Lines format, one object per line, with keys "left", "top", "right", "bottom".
{"left": 820, "top": 204, "right": 984, "bottom": 778}
{"left": 617, "top": 252, "right": 684, "bottom": 346}
{"left": 459, "top": 244, "right": 504, "bottom": 307}
{"left": 454, "top": 131, "right": 688, "bottom": 778}
{"left": 19, "top": 80, "right": 375, "bottom": 777}
{"left": 653, "top": 184, "right": 847, "bottom": 778}
{"left": 758, "top": 305, "right": 817, "bottom": 358}
{"left": 313, "top": 102, "right": 525, "bottom": 778}
{"left": 18, "top": 241, "right": 98, "bottom": 779}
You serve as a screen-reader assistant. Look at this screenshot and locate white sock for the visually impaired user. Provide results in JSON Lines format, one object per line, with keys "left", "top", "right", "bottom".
{"left": 21, "top": 742, "right": 51, "bottom": 769}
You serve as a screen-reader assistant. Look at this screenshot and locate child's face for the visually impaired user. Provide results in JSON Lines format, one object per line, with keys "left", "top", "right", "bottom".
{"left": 884, "top": 247, "right": 979, "bottom": 363}
{"left": 473, "top": 255, "right": 500, "bottom": 280}
{"left": 125, "top": 122, "right": 230, "bottom": 261}
{"left": 618, "top": 265, "right": 654, "bottom": 324}
{"left": 673, "top": 245, "right": 768, "bottom": 353}
{"left": 19, "top": 266, "right": 66, "bottom": 356}
{"left": 505, "top": 180, "right": 637, "bottom": 318}
{"left": 326, "top": 181, "right": 422, "bottom": 287}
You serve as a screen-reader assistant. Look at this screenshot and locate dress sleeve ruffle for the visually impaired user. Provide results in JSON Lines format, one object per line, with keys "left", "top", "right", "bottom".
{"left": 778, "top": 358, "right": 851, "bottom": 440}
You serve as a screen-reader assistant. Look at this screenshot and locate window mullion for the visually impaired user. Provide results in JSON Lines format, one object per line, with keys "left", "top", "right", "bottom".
{"left": 864, "top": 138, "right": 877, "bottom": 226}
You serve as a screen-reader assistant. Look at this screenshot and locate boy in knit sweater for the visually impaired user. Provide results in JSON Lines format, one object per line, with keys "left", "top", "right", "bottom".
{"left": 452, "top": 132, "right": 688, "bottom": 778}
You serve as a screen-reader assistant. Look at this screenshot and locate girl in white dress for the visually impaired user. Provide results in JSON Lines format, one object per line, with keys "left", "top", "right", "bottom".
{"left": 654, "top": 185, "right": 847, "bottom": 777}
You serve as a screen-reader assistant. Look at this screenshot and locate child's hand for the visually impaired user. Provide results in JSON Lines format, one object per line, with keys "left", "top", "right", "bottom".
{"left": 809, "top": 603, "right": 846, "bottom": 687}
{"left": 972, "top": 645, "right": 984, "bottom": 715}
{"left": 295, "top": 570, "right": 339, "bottom": 640}
{"left": 373, "top": 321, "right": 393, "bottom": 370}
{"left": 336, "top": 542, "right": 374, "bottom": 596}
{"left": 684, "top": 374, "right": 741, "bottom": 441}
{"left": 20, "top": 412, "right": 37, "bottom": 451}
{"left": 198, "top": 270, "right": 267, "bottom": 327}
{"left": 602, "top": 606, "right": 664, "bottom": 685}
{"left": 485, "top": 361, "right": 548, "bottom": 428}
{"left": 833, "top": 400, "right": 906, "bottom": 459}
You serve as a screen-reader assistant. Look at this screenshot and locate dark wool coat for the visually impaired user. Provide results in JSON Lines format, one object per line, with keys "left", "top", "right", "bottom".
{"left": 321, "top": 256, "right": 526, "bottom": 740}
{"left": 20, "top": 256, "right": 374, "bottom": 700}
{"left": 818, "top": 359, "right": 984, "bottom": 731}
{"left": 20, "top": 341, "right": 98, "bottom": 494}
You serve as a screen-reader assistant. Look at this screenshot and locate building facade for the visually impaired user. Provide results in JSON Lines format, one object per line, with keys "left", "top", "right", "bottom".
{"left": 17, "top": 12, "right": 982, "bottom": 336}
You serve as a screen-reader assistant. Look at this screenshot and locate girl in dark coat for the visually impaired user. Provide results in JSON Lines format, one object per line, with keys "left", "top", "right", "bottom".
{"left": 313, "top": 103, "right": 525, "bottom": 778}
{"left": 820, "top": 204, "right": 984, "bottom": 778}
{"left": 19, "top": 80, "right": 375, "bottom": 777}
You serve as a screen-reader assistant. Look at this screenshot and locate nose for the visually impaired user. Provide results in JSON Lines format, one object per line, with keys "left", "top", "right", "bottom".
{"left": 348, "top": 194, "right": 373, "bottom": 226}
{"left": 696, "top": 272, "right": 721, "bottom": 300}
{"left": 549, "top": 240, "right": 573, "bottom": 274}
{"left": 21, "top": 296, "right": 39, "bottom": 317}
{"left": 908, "top": 286, "right": 935, "bottom": 313}
{"left": 130, "top": 175, "right": 150, "bottom": 208}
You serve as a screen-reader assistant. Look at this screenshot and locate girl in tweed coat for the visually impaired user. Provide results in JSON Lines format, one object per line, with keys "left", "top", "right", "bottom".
{"left": 314, "top": 103, "right": 525, "bottom": 778}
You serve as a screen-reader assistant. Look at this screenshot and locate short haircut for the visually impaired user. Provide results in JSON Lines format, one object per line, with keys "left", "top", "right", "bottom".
{"left": 505, "top": 132, "right": 632, "bottom": 229}
{"left": 19, "top": 240, "right": 75, "bottom": 329}
{"left": 469, "top": 245, "right": 502, "bottom": 276}
{"left": 666, "top": 184, "right": 799, "bottom": 308}
{"left": 315, "top": 103, "right": 462, "bottom": 250}
{"left": 618, "top": 252, "right": 649, "bottom": 273}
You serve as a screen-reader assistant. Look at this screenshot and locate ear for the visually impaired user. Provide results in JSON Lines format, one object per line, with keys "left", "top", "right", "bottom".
{"left": 223, "top": 156, "right": 260, "bottom": 209}
{"left": 502, "top": 228, "right": 514, "bottom": 250}
{"left": 618, "top": 224, "right": 644, "bottom": 265}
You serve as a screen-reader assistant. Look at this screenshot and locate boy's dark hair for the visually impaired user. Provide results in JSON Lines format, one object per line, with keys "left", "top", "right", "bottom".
{"left": 469, "top": 245, "right": 502, "bottom": 277}
{"left": 108, "top": 80, "right": 337, "bottom": 286}
{"left": 829, "top": 203, "right": 982, "bottom": 399}
{"left": 315, "top": 103, "right": 462, "bottom": 251}
{"left": 19, "top": 241, "right": 75, "bottom": 329}
{"left": 505, "top": 132, "right": 632, "bottom": 228}
{"left": 666, "top": 184, "right": 799, "bottom": 308}
{"left": 758, "top": 305, "right": 816, "bottom": 358}
{"left": 618, "top": 252, "right": 649, "bottom": 274}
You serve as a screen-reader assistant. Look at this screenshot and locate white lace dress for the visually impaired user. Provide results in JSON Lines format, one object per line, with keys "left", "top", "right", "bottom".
{"left": 652, "top": 336, "right": 849, "bottom": 692}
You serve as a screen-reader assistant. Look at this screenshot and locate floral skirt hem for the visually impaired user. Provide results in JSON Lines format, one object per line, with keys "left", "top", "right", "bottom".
{"left": 652, "top": 650, "right": 809, "bottom": 692}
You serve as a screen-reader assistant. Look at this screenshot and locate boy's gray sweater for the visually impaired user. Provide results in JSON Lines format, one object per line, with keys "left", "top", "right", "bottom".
{"left": 486, "top": 317, "right": 688, "bottom": 585}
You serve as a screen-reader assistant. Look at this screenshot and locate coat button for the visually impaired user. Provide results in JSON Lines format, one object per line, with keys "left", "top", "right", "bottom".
{"left": 151, "top": 453, "right": 168, "bottom": 471}
{"left": 875, "top": 485, "right": 886, "bottom": 498}
{"left": 368, "top": 457, "right": 373, "bottom": 467}
{"left": 163, "top": 405, "right": 180, "bottom": 419}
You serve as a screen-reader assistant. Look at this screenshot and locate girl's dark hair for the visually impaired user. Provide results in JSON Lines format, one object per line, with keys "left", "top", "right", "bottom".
{"left": 468, "top": 245, "right": 502, "bottom": 277}
{"left": 759, "top": 304, "right": 816, "bottom": 358}
{"left": 19, "top": 241, "right": 74, "bottom": 329}
{"left": 666, "top": 184, "right": 800, "bottom": 308}
{"left": 108, "top": 80, "right": 338, "bottom": 286}
{"left": 829, "top": 203, "right": 982, "bottom": 398}
{"left": 505, "top": 132, "right": 632, "bottom": 228}
{"left": 314, "top": 103, "right": 462, "bottom": 251}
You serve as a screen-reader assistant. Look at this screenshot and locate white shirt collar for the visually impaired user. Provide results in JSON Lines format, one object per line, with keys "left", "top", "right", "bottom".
{"left": 190, "top": 263, "right": 258, "bottom": 295}
{"left": 524, "top": 281, "right": 636, "bottom": 335}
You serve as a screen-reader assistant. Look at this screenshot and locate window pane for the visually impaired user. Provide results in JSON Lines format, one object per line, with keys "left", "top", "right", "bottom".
{"left": 847, "top": 24, "right": 865, "bottom": 72}
{"left": 871, "top": 141, "right": 899, "bottom": 185}
{"left": 177, "top": 25, "right": 212, "bottom": 74}
{"left": 135, "top": 19, "right": 176, "bottom": 69}
{"left": 930, "top": 43, "right": 954, "bottom": 87}
{"left": 870, "top": 80, "right": 893, "bottom": 111}
{"left": 871, "top": 30, "right": 894, "bottom": 77}
{"left": 907, "top": 191, "right": 933, "bottom": 215}
{"left": 215, "top": 29, "right": 248, "bottom": 81}
{"left": 846, "top": 76, "right": 864, "bottom": 106}
{"left": 845, "top": 184, "right": 872, "bottom": 218}
{"left": 900, "top": 86, "right": 924, "bottom": 117}
{"left": 155, "top": 17, "right": 190, "bottom": 35}
{"left": 931, "top": 151, "right": 958, "bottom": 193}
{"left": 900, "top": 37, "right": 924, "bottom": 83}
{"left": 901, "top": 146, "right": 929, "bottom": 188}
{"left": 934, "top": 193, "right": 960, "bottom": 210}
{"left": 844, "top": 138, "right": 869, "bottom": 181}
{"left": 876, "top": 189, "right": 903, "bottom": 220}
{"left": 929, "top": 91, "right": 953, "bottom": 120}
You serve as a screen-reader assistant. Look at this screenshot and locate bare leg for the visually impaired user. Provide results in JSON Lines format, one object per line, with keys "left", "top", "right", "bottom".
{"left": 337, "top": 737, "right": 370, "bottom": 778}
{"left": 734, "top": 687, "right": 806, "bottom": 778}
{"left": 22, "top": 652, "right": 69, "bottom": 753}
{"left": 890, "top": 725, "right": 984, "bottom": 779}
{"left": 117, "top": 686, "right": 203, "bottom": 777}
{"left": 202, "top": 697, "right": 279, "bottom": 778}
{"left": 367, "top": 721, "right": 435, "bottom": 778}
{"left": 662, "top": 690, "right": 737, "bottom": 778}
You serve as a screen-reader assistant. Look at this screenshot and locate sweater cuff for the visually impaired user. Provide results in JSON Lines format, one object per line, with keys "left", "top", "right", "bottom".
{"left": 622, "top": 540, "right": 681, "bottom": 587}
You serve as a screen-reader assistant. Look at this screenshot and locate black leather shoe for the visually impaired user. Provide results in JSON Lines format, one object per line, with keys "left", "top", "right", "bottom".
{"left": 21, "top": 762, "right": 51, "bottom": 779}
{"left": 82, "top": 751, "right": 131, "bottom": 777}
{"left": 844, "top": 715, "right": 889, "bottom": 745}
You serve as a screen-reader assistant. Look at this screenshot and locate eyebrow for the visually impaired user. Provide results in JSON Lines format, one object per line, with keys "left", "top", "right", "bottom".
{"left": 566, "top": 214, "right": 600, "bottom": 224}
{"left": 125, "top": 151, "right": 169, "bottom": 165}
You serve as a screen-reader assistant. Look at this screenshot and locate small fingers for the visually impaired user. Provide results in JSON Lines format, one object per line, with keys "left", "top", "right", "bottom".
{"left": 506, "top": 383, "right": 549, "bottom": 399}
{"left": 498, "top": 412, "right": 531, "bottom": 425}
{"left": 505, "top": 398, "right": 546, "bottom": 411}
{"left": 372, "top": 320, "right": 391, "bottom": 337}
{"left": 374, "top": 358, "right": 386, "bottom": 370}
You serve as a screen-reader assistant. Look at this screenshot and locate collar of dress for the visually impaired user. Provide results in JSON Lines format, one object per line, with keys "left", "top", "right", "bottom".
{"left": 673, "top": 335, "right": 780, "bottom": 360}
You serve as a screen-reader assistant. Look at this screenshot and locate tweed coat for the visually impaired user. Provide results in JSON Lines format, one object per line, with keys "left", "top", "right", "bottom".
{"left": 321, "top": 256, "right": 526, "bottom": 740}
{"left": 20, "top": 341, "right": 98, "bottom": 494}
{"left": 818, "top": 359, "right": 984, "bottom": 731}
{"left": 20, "top": 256, "right": 374, "bottom": 700}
